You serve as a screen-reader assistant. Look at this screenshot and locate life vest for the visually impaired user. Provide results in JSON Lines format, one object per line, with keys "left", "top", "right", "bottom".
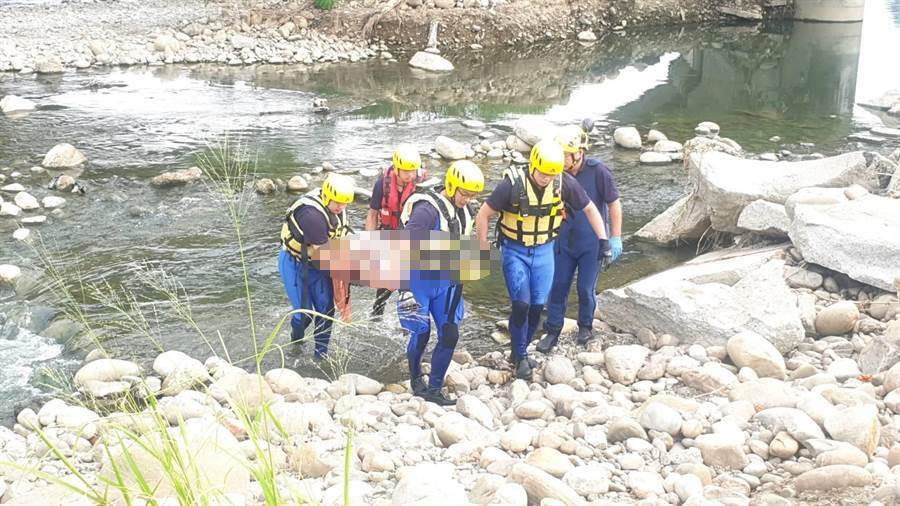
{"left": 379, "top": 165, "right": 426, "bottom": 230}
{"left": 280, "top": 189, "right": 351, "bottom": 258}
{"left": 400, "top": 187, "right": 474, "bottom": 236}
{"left": 498, "top": 165, "right": 565, "bottom": 247}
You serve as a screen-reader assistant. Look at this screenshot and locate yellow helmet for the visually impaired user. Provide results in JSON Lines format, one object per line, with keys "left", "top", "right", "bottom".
{"left": 445, "top": 160, "right": 485, "bottom": 198}
{"left": 393, "top": 144, "right": 422, "bottom": 173}
{"left": 557, "top": 125, "right": 589, "bottom": 153}
{"left": 529, "top": 140, "right": 565, "bottom": 176}
{"left": 321, "top": 173, "right": 355, "bottom": 206}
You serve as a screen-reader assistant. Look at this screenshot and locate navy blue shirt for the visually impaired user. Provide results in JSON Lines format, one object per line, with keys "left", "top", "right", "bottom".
{"left": 404, "top": 201, "right": 441, "bottom": 232}
{"left": 559, "top": 158, "right": 619, "bottom": 251}
{"left": 292, "top": 205, "right": 329, "bottom": 245}
{"left": 370, "top": 175, "right": 385, "bottom": 210}
{"left": 485, "top": 170, "right": 590, "bottom": 213}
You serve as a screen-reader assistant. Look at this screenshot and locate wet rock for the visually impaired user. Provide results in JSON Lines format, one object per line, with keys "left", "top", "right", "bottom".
{"left": 823, "top": 404, "right": 880, "bottom": 455}
{"left": 790, "top": 195, "right": 900, "bottom": 292}
{"left": 286, "top": 176, "right": 309, "bottom": 192}
{"left": 12, "top": 192, "right": 38, "bottom": 210}
{"left": 408, "top": 51, "right": 454, "bottom": 72}
{"left": 1, "top": 95, "right": 36, "bottom": 114}
{"left": 434, "top": 136, "right": 468, "bottom": 160}
{"left": 513, "top": 118, "right": 558, "bottom": 146}
{"left": 654, "top": 140, "right": 683, "bottom": 153}
{"left": 35, "top": 55, "right": 64, "bottom": 74}
{"left": 150, "top": 166, "right": 202, "bottom": 187}
{"left": 255, "top": 178, "right": 277, "bottom": 194}
{"left": 639, "top": 152, "right": 671, "bottom": 165}
{"left": 506, "top": 134, "right": 532, "bottom": 153}
{"left": 509, "top": 463, "right": 586, "bottom": 506}
{"left": 41, "top": 196, "right": 66, "bottom": 209}
{"left": 604, "top": 345, "right": 649, "bottom": 385}
{"left": 576, "top": 31, "right": 596, "bottom": 42}
{"left": 794, "top": 465, "right": 872, "bottom": 491}
{"left": 42, "top": 143, "right": 87, "bottom": 168}
{"left": 613, "top": 127, "right": 641, "bottom": 149}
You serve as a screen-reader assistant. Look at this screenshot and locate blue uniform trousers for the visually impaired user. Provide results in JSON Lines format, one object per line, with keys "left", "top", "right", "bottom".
{"left": 501, "top": 239, "right": 555, "bottom": 359}
{"left": 278, "top": 249, "right": 335, "bottom": 359}
{"left": 398, "top": 282, "right": 465, "bottom": 390}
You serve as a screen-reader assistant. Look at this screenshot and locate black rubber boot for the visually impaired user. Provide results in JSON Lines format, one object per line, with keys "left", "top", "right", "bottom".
{"left": 410, "top": 376, "right": 427, "bottom": 396}
{"left": 576, "top": 326, "right": 594, "bottom": 346}
{"left": 515, "top": 357, "right": 534, "bottom": 381}
{"left": 536, "top": 329, "right": 561, "bottom": 354}
{"left": 421, "top": 388, "right": 455, "bottom": 406}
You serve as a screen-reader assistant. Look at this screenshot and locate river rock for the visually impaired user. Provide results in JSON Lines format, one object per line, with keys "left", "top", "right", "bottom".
{"left": 394, "top": 462, "right": 467, "bottom": 504}
{"left": 563, "top": 464, "right": 610, "bottom": 495}
{"left": 100, "top": 417, "right": 249, "bottom": 500}
{"left": 513, "top": 118, "right": 558, "bottom": 146}
{"left": 150, "top": 166, "right": 202, "bottom": 187}
{"left": 789, "top": 195, "right": 900, "bottom": 292}
{"left": 607, "top": 417, "right": 648, "bottom": 443}
{"left": 690, "top": 151, "right": 881, "bottom": 232}
{"left": 502, "top": 422, "right": 537, "bottom": 452}
{"left": 815, "top": 301, "right": 859, "bottom": 336}
{"left": 337, "top": 373, "right": 383, "bottom": 395}
{"left": 510, "top": 463, "right": 586, "bottom": 506}
{"left": 577, "top": 31, "right": 597, "bottom": 42}
{"left": 681, "top": 362, "right": 738, "bottom": 393}
{"left": 726, "top": 331, "right": 786, "bottom": 379}
{"left": 41, "top": 196, "right": 66, "bottom": 209}
{"left": 604, "top": 345, "right": 649, "bottom": 385}
{"left": 794, "top": 465, "right": 872, "bottom": 491}
{"left": 544, "top": 357, "right": 576, "bottom": 385}
{"left": 264, "top": 368, "right": 304, "bottom": 394}
{"left": 769, "top": 431, "right": 799, "bottom": 459}
{"left": 287, "top": 175, "right": 309, "bottom": 192}
{"left": 434, "top": 136, "right": 468, "bottom": 160}
{"left": 255, "top": 178, "right": 276, "bottom": 194}
{"left": 13, "top": 192, "right": 38, "bottom": 210}
{"left": 639, "top": 152, "right": 671, "bottom": 165}
{"left": 1, "top": 95, "right": 36, "bottom": 114}
{"left": 737, "top": 200, "right": 790, "bottom": 237}
{"left": 785, "top": 268, "right": 823, "bottom": 290}
{"left": 525, "top": 447, "right": 574, "bottom": 478}
{"left": 0, "top": 264, "right": 19, "bottom": 284}
{"left": 629, "top": 471, "right": 666, "bottom": 498}
{"left": 506, "top": 135, "right": 532, "bottom": 152}
{"left": 154, "top": 350, "right": 209, "bottom": 381}
{"left": 3, "top": 202, "right": 23, "bottom": 216}
{"left": 269, "top": 402, "right": 334, "bottom": 435}
{"left": 753, "top": 408, "right": 824, "bottom": 443}
{"left": 435, "top": 412, "right": 493, "bottom": 447}
{"left": 73, "top": 359, "right": 141, "bottom": 387}
{"left": 35, "top": 55, "right": 63, "bottom": 74}
{"left": 823, "top": 404, "right": 880, "bottom": 455}
{"left": 42, "top": 143, "right": 87, "bottom": 168}
{"left": 639, "top": 401, "right": 682, "bottom": 436}
{"left": 654, "top": 140, "right": 683, "bottom": 153}
{"left": 634, "top": 193, "right": 711, "bottom": 244}
{"left": 729, "top": 378, "right": 797, "bottom": 409}
{"left": 815, "top": 442, "right": 869, "bottom": 467}
{"left": 599, "top": 249, "right": 804, "bottom": 353}
{"left": 457, "top": 395, "right": 495, "bottom": 429}
{"left": 153, "top": 34, "right": 182, "bottom": 53}
{"left": 696, "top": 433, "right": 749, "bottom": 469}
{"left": 408, "top": 51, "right": 454, "bottom": 72}
{"left": 514, "top": 400, "right": 549, "bottom": 420}
{"left": 613, "top": 127, "right": 641, "bottom": 149}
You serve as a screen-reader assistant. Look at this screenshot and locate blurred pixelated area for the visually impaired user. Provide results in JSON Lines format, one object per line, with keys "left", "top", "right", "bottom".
{"left": 314, "top": 230, "right": 500, "bottom": 290}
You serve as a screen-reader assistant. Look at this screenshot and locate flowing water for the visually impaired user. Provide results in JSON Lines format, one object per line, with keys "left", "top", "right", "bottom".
{"left": 1, "top": 2, "right": 899, "bottom": 422}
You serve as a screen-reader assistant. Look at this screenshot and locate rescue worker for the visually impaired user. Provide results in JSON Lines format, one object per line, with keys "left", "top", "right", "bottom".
{"left": 365, "top": 144, "right": 427, "bottom": 318}
{"left": 279, "top": 173, "right": 355, "bottom": 360}
{"left": 399, "top": 160, "right": 484, "bottom": 405}
{"left": 536, "top": 125, "right": 623, "bottom": 353}
{"left": 475, "top": 140, "right": 608, "bottom": 380}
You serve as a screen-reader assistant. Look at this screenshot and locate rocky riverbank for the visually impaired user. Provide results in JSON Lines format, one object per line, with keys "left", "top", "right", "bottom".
{"left": 0, "top": 0, "right": 778, "bottom": 74}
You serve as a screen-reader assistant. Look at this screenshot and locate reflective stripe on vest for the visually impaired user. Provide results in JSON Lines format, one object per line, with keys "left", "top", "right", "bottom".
{"left": 280, "top": 190, "right": 350, "bottom": 258}
{"left": 498, "top": 165, "right": 564, "bottom": 247}
{"left": 379, "top": 165, "right": 424, "bottom": 230}
{"left": 400, "top": 188, "right": 473, "bottom": 236}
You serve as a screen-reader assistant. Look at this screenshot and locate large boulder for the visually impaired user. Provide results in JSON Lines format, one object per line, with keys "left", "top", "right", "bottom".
{"left": 613, "top": 127, "right": 641, "bottom": 149}
{"left": 434, "top": 136, "right": 468, "bottom": 160}
{"left": 513, "top": 118, "right": 558, "bottom": 146}
{"left": 736, "top": 200, "right": 790, "bottom": 237}
{"left": 789, "top": 194, "right": 900, "bottom": 291}
{"left": 689, "top": 151, "right": 881, "bottom": 232}
{"left": 634, "top": 194, "right": 711, "bottom": 245}
{"left": 42, "top": 143, "right": 87, "bottom": 168}
{"left": 408, "top": 51, "right": 454, "bottom": 72}
{"left": 598, "top": 248, "right": 804, "bottom": 353}
{"left": 1, "top": 95, "right": 36, "bottom": 114}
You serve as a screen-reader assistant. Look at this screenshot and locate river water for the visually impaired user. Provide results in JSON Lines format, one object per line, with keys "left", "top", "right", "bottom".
{"left": 1, "top": 2, "right": 899, "bottom": 422}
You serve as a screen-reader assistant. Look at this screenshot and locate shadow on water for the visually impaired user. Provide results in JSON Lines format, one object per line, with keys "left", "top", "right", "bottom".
{"left": 1, "top": 14, "right": 892, "bottom": 418}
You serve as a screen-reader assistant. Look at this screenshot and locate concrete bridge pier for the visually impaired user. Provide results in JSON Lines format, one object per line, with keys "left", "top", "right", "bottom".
{"left": 792, "top": 0, "right": 866, "bottom": 21}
